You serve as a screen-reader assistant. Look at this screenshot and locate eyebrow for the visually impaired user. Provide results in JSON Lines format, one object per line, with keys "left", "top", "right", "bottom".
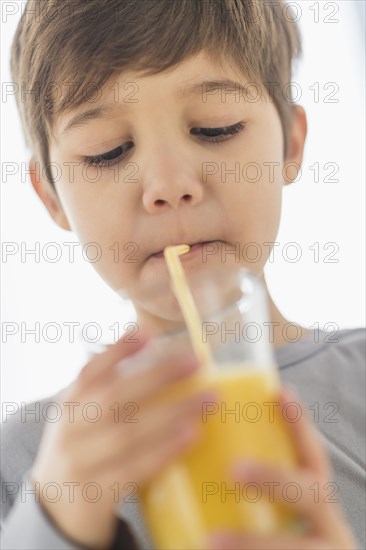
{"left": 182, "top": 79, "right": 250, "bottom": 98}
{"left": 60, "top": 105, "right": 115, "bottom": 136}
{"left": 60, "top": 79, "right": 249, "bottom": 136}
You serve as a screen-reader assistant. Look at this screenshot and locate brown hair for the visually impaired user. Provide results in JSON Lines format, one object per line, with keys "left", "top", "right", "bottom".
{"left": 11, "top": 0, "right": 302, "bottom": 188}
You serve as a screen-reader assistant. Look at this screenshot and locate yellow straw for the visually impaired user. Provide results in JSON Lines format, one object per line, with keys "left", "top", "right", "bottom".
{"left": 164, "top": 245, "right": 214, "bottom": 370}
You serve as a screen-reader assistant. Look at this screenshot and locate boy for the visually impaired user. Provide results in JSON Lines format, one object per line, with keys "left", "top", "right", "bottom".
{"left": 2, "top": 0, "right": 364, "bottom": 548}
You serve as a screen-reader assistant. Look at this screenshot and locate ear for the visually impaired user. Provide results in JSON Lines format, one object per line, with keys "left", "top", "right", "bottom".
{"left": 283, "top": 105, "right": 307, "bottom": 185}
{"left": 29, "top": 157, "right": 71, "bottom": 231}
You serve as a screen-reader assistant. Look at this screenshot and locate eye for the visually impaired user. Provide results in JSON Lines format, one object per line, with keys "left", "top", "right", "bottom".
{"left": 191, "top": 121, "right": 246, "bottom": 142}
{"left": 81, "top": 122, "right": 246, "bottom": 169}
{"left": 82, "top": 142, "right": 133, "bottom": 168}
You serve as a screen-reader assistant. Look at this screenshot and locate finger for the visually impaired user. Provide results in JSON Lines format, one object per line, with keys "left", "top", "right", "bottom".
{"left": 104, "top": 345, "right": 203, "bottom": 404}
{"left": 207, "top": 532, "right": 332, "bottom": 550}
{"left": 108, "top": 410, "right": 203, "bottom": 487}
{"left": 63, "top": 347, "right": 203, "bottom": 440}
{"left": 278, "top": 386, "right": 330, "bottom": 479}
{"left": 76, "top": 388, "right": 214, "bottom": 465}
{"left": 231, "top": 462, "right": 338, "bottom": 535}
{"left": 78, "top": 328, "right": 151, "bottom": 386}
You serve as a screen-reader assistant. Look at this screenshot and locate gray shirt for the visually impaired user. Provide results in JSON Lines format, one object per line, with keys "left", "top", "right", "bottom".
{"left": 1, "top": 328, "right": 365, "bottom": 549}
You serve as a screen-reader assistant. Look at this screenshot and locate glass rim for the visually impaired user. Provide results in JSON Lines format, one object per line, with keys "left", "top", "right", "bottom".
{"left": 139, "top": 266, "right": 265, "bottom": 340}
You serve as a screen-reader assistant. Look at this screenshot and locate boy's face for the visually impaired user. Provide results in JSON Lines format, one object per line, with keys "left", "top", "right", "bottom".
{"left": 33, "top": 51, "right": 306, "bottom": 325}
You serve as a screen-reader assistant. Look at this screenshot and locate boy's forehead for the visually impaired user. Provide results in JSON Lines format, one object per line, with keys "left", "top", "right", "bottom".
{"left": 55, "top": 51, "right": 254, "bottom": 139}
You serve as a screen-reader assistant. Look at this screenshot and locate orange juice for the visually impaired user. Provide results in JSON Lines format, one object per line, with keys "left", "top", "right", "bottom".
{"left": 140, "top": 364, "right": 299, "bottom": 549}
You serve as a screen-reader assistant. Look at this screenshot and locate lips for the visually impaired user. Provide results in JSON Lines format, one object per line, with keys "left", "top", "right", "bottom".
{"left": 148, "top": 240, "right": 221, "bottom": 261}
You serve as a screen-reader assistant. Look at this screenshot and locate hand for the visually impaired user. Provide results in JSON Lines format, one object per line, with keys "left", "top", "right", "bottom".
{"left": 207, "top": 387, "right": 357, "bottom": 550}
{"left": 31, "top": 331, "right": 212, "bottom": 549}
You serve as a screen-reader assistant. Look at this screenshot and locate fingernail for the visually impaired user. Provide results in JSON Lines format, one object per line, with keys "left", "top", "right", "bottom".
{"left": 177, "top": 419, "right": 198, "bottom": 438}
{"left": 207, "top": 532, "right": 235, "bottom": 549}
{"left": 196, "top": 391, "right": 217, "bottom": 403}
{"left": 230, "top": 460, "right": 262, "bottom": 480}
{"left": 281, "top": 384, "right": 298, "bottom": 401}
{"left": 180, "top": 354, "right": 200, "bottom": 370}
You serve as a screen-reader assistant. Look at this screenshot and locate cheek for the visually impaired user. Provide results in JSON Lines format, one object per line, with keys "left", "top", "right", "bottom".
{"left": 222, "top": 183, "right": 282, "bottom": 248}
{"left": 54, "top": 169, "right": 130, "bottom": 240}
{"left": 218, "top": 157, "right": 283, "bottom": 239}
{"left": 215, "top": 111, "right": 284, "bottom": 258}
{"left": 54, "top": 175, "right": 138, "bottom": 288}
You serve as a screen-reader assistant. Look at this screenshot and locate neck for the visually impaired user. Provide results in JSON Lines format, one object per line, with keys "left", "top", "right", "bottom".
{"left": 259, "top": 272, "right": 309, "bottom": 348}
{"left": 134, "top": 273, "right": 309, "bottom": 349}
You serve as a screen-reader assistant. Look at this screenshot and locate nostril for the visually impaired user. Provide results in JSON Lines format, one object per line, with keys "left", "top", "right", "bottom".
{"left": 152, "top": 194, "right": 192, "bottom": 208}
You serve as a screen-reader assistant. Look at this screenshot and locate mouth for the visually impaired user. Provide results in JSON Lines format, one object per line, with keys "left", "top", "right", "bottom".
{"left": 148, "top": 240, "right": 222, "bottom": 261}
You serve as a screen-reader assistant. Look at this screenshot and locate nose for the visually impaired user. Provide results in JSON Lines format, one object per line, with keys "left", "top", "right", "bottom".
{"left": 141, "top": 149, "right": 204, "bottom": 214}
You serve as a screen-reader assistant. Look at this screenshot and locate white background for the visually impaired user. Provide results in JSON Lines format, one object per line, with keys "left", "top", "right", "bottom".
{"left": 1, "top": 1, "right": 365, "bottom": 408}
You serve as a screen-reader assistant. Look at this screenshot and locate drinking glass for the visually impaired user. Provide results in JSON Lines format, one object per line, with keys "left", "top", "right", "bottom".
{"left": 119, "top": 264, "right": 302, "bottom": 549}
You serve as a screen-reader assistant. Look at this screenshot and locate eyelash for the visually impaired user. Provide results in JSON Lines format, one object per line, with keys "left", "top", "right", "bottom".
{"left": 81, "top": 122, "right": 246, "bottom": 168}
